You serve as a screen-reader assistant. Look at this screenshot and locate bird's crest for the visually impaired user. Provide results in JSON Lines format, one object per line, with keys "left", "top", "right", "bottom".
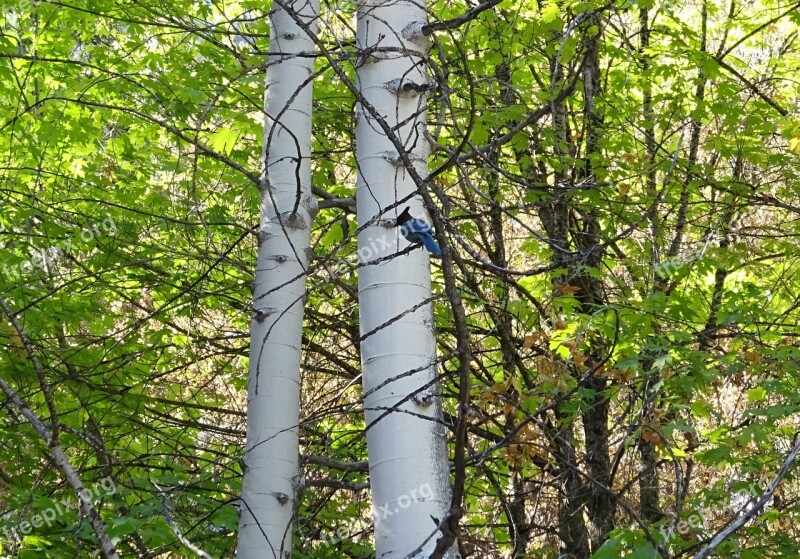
{"left": 396, "top": 206, "right": 413, "bottom": 226}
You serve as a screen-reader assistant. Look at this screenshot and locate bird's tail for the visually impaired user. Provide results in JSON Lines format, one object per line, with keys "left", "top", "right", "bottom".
{"left": 421, "top": 234, "right": 442, "bottom": 256}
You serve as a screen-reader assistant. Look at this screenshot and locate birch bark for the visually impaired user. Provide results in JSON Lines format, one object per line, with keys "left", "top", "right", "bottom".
{"left": 355, "top": 0, "right": 458, "bottom": 556}
{"left": 236, "top": 0, "right": 318, "bottom": 556}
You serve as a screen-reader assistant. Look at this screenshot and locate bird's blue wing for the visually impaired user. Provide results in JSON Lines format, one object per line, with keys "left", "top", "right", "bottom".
{"left": 400, "top": 218, "right": 441, "bottom": 255}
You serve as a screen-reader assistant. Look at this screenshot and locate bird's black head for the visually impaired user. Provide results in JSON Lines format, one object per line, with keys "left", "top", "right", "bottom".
{"left": 396, "top": 206, "right": 413, "bottom": 226}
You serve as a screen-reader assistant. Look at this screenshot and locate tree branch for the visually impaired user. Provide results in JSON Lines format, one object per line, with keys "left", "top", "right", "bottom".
{"left": 303, "top": 454, "right": 369, "bottom": 472}
{"left": 154, "top": 482, "right": 214, "bottom": 559}
{"left": 712, "top": 56, "right": 788, "bottom": 116}
{"left": 693, "top": 434, "right": 800, "bottom": 559}
{"left": 421, "top": 0, "right": 503, "bottom": 36}
{"left": 0, "top": 296, "right": 120, "bottom": 559}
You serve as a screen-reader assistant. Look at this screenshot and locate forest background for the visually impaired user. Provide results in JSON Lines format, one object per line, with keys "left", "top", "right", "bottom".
{"left": 1, "top": 0, "right": 800, "bottom": 557}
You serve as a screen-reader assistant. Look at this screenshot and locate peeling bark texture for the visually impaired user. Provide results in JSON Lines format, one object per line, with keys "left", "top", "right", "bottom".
{"left": 236, "top": 0, "right": 319, "bottom": 556}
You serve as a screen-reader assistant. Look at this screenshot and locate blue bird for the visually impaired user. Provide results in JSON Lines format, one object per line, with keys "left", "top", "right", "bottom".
{"left": 397, "top": 207, "right": 442, "bottom": 256}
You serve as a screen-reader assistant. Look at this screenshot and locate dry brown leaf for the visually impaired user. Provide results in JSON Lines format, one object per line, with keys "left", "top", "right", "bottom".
{"left": 572, "top": 350, "right": 589, "bottom": 372}
{"left": 560, "top": 284, "right": 581, "bottom": 295}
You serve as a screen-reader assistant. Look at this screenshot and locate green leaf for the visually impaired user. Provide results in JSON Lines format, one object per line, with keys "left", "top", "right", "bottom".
{"left": 208, "top": 127, "right": 240, "bottom": 155}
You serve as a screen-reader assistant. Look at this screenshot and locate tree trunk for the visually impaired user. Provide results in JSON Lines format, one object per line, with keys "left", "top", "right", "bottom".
{"left": 638, "top": 5, "right": 663, "bottom": 523}
{"left": 355, "top": 1, "right": 458, "bottom": 557}
{"left": 237, "top": 0, "right": 319, "bottom": 556}
{"left": 578, "top": 15, "right": 614, "bottom": 552}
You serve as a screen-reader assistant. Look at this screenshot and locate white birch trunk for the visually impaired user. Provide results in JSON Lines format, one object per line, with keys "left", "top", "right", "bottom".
{"left": 236, "top": 0, "right": 318, "bottom": 556}
{"left": 355, "top": 1, "right": 459, "bottom": 557}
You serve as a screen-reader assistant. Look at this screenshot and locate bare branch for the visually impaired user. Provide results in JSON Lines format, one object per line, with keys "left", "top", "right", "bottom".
{"left": 693, "top": 434, "right": 800, "bottom": 559}
{"left": 420, "top": 0, "right": 503, "bottom": 36}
